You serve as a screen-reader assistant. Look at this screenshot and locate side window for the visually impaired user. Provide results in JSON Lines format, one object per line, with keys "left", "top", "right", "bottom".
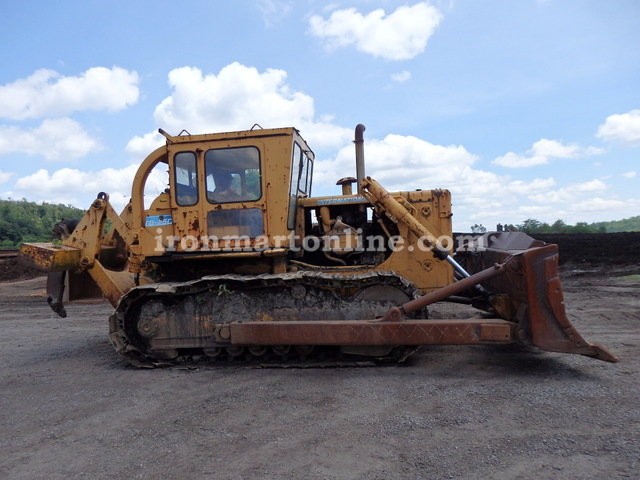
{"left": 287, "top": 143, "right": 313, "bottom": 229}
{"left": 287, "top": 144, "right": 303, "bottom": 229}
{"left": 205, "top": 147, "right": 261, "bottom": 204}
{"left": 302, "top": 155, "right": 313, "bottom": 196}
{"left": 299, "top": 154, "right": 310, "bottom": 194}
{"left": 175, "top": 152, "right": 198, "bottom": 206}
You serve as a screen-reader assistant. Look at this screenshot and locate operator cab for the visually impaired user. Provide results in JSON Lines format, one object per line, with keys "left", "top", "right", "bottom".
{"left": 136, "top": 127, "right": 314, "bottom": 260}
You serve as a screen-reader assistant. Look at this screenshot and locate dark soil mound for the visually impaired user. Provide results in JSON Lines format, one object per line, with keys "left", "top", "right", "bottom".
{"left": 453, "top": 232, "right": 640, "bottom": 266}
{"left": 532, "top": 232, "right": 640, "bottom": 265}
{"left": 0, "top": 255, "right": 47, "bottom": 282}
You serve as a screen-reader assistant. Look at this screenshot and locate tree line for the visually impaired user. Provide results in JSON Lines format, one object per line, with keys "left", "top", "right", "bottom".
{"left": 471, "top": 215, "right": 640, "bottom": 235}
{"left": 0, "top": 199, "right": 86, "bottom": 248}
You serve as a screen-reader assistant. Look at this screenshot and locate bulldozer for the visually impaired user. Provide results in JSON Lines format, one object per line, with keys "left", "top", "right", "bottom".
{"left": 21, "top": 124, "right": 618, "bottom": 366}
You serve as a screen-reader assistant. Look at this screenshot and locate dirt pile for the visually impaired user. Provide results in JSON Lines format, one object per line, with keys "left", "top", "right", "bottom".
{"left": 0, "top": 255, "right": 47, "bottom": 282}
{"left": 453, "top": 232, "right": 640, "bottom": 267}
{"left": 532, "top": 232, "right": 640, "bottom": 265}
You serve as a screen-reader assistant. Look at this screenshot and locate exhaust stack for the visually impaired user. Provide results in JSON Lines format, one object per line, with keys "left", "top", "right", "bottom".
{"left": 354, "top": 124, "right": 366, "bottom": 195}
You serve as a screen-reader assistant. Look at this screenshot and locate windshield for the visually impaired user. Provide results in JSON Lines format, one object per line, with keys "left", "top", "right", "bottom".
{"left": 205, "top": 146, "right": 261, "bottom": 204}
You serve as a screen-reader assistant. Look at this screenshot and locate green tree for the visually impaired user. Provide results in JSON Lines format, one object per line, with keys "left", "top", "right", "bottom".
{"left": 571, "top": 222, "right": 593, "bottom": 234}
{"left": 518, "top": 218, "right": 549, "bottom": 234}
{"left": 0, "top": 199, "right": 86, "bottom": 247}
{"left": 551, "top": 219, "right": 567, "bottom": 233}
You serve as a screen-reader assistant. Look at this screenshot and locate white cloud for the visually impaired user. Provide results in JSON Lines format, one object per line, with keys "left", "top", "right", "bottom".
{"left": 391, "top": 71, "right": 412, "bottom": 83}
{"left": 622, "top": 171, "right": 637, "bottom": 179}
{"left": 461, "top": 177, "right": 638, "bottom": 227}
{"left": 15, "top": 166, "right": 137, "bottom": 196}
{"left": 315, "top": 133, "right": 479, "bottom": 190}
{"left": 528, "top": 179, "right": 607, "bottom": 204}
{"left": 0, "top": 171, "right": 12, "bottom": 184}
{"left": 257, "top": 0, "right": 293, "bottom": 27}
{"left": 314, "top": 132, "right": 635, "bottom": 229}
{"left": 596, "top": 109, "right": 640, "bottom": 146}
{"left": 130, "top": 63, "right": 352, "bottom": 152}
{"left": 308, "top": 3, "right": 442, "bottom": 60}
{"left": 571, "top": 197, "right": 628, "bottom": 212}
{"left": 125, "top": 131, "right": 165, "bottom": 160}
{"left": 0, "top": 67, "right": 139, "bottom": 120}
{"left": 504, "top": 177, "right": 556, "bottom": 195}
{"left": 0, "top": 118, "right": 101, "bottom": 160}
{"left": 493, "top": 138, "right": 604, "bottom": 168}
{"left": 13, "top": 159, "right": 173, "bottom": 212}
{"left": 13, "top": 165, "right": 145, "bottom": 212}
{"left": 314, "top": 133, "right": 549, "bottom": 213}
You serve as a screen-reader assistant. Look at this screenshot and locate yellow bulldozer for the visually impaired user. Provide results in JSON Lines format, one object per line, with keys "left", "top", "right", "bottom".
{"left": 21, "top": 124, "right": 618, "bottom": 366}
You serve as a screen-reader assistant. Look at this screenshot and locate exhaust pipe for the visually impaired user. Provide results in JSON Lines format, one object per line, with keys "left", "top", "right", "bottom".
{"left": 354, "top": 124, "right": 366, "bottom": 195}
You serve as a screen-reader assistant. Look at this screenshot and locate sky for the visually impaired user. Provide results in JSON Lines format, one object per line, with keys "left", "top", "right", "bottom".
{"left": 0, "top": 0, "right": 639, "bottom": 231}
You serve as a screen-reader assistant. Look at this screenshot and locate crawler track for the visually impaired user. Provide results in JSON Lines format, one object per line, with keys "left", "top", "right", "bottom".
{"left": 109, "top": 271, "right": 424, "bottom": 367}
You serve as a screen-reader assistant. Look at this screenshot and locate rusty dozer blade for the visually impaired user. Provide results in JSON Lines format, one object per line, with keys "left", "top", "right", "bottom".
{"left": 450, "top": 232, "right": 619, "bottom": 362}
{"left": 515, "top": 244, "right": 618, "bottom": 362}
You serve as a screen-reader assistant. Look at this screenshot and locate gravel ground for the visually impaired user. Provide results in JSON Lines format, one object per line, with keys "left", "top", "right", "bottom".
{"left": 0, "top": 264, "right": 638, "bottom": 480}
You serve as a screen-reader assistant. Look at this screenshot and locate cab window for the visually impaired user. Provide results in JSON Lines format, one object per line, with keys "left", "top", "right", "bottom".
{"left": 287, "top": 143, "right": 313, "bottom": 229}
{"left": 205, "top": 147, "right": 261, "bottom": 204}
{"left": 174, "top": 152, "right": 198, "bottom": 206}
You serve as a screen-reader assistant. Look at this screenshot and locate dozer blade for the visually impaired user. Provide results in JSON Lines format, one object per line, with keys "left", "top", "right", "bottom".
{"left": 512, "top": 243, "right": 618, "bottom": 362}
{"left": 454, "top": 232, "right": 619, "bottom": 362}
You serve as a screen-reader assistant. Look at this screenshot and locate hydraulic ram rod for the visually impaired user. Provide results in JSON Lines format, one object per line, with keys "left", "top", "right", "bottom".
{"left": 381, "top": 260, "right": 511, "bottom": 321}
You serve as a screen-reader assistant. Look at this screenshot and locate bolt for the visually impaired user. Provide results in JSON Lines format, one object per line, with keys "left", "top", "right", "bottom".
{"left": 219, "top": 325, "right": 231, "bottom": 340}
{"left": 515, "top": 328, "right": 529, "bottom": 341}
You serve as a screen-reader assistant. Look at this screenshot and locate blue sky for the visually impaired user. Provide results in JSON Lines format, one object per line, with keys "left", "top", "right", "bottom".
{"left": 1, "top": 0, "right": 638, "bottom": 230}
